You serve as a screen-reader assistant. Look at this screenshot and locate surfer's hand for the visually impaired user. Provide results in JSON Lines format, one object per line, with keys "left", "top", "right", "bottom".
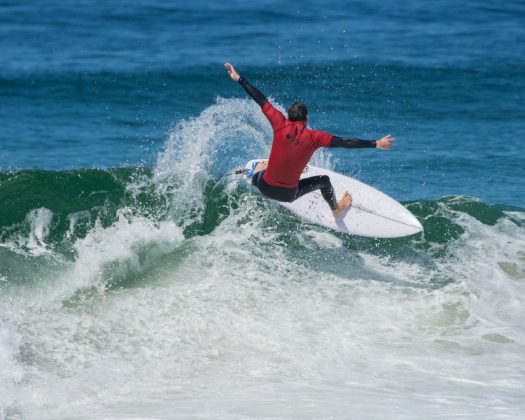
{"left": 224, "top": 62, "right": 240, "bottom": 82}
{"left": 376, "top": 134, "right": 396, "bottom": 150}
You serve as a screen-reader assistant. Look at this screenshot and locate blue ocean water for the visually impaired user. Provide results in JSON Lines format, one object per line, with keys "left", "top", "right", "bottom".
{"left": 1, "top": 1, "right": 525, "bottom": 419}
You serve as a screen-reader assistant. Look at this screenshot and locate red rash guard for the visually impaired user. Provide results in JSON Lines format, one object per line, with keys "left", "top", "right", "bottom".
{"left": 261, "top": 102, "right": 333, "bottom": 188}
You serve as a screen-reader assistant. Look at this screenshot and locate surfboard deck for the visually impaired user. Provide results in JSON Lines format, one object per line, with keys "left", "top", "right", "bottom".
{"left": 244, "top": 159, "right": 423, "bottom": 238}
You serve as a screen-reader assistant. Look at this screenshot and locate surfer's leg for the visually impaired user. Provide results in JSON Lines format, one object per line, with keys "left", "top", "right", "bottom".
{"left": 296, "top": 176, "right": 338, "bottom": 210}
{"left": 296, "top": 176, "right": 352, "bottom": 218}
{"left": 255, "top": 170, "right": 297, "bottom": 201}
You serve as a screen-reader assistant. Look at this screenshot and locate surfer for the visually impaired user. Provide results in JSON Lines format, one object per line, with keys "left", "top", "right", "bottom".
{"left": 224, "top": 62, "right": 395, "bottom": 219}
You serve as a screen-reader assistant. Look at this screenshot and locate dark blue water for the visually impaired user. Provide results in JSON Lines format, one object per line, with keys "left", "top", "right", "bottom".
{"left": 1, "top": 0, "right": 524, "bottom": 205}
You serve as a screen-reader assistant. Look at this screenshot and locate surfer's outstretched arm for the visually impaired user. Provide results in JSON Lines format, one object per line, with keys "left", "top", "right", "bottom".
{"left": 224, "top": 62, "right": 268, "bottom": 108}
{"left": 237, "top": 77, "right": 268, "bottom": 108}
{"left": 330, "top": 134, "right": 395, "bottom": 149}
{"left": 330, "top": 136, "right": 377, "bottom": 148}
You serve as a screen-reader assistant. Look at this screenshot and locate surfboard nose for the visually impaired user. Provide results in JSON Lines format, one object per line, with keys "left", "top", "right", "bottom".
{"left": 403, "top": 210, "right": 424, "bottom": 233}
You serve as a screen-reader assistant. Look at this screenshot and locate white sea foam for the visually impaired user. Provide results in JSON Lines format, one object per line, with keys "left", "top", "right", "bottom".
{"left": 153, "top": 97, "right": 272, "bottom": 227}
{"left": 0, "top": 323, "right": 23, "bottom": 419}
{"left": 0, "top": 207, "right": 55, "bottom": 257}
{"left": 65, "top": 210, "right": 91, "bottom": 239}
{"left": 8, "top": 206, "right": 524, "bottom": 419}
{"left": 50, "top": 211, "right": 184, "bottom": 305}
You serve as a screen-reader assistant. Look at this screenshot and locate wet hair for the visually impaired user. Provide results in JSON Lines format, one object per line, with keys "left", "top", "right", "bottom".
{"left": 287, "top": 102, "right": 308, "bottom": 122}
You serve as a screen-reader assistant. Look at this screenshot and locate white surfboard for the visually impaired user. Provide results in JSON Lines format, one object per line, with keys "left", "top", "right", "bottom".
{"left": 244, "top": 159, "right": 423, "bottom": 238}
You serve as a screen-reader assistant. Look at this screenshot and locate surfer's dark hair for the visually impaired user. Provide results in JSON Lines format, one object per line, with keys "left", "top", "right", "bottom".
{"left": 287, "top": 102, "right": 308, "bottom": 122}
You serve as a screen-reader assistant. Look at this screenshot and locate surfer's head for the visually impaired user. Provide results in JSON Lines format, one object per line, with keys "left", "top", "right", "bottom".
{"left": 287, "top": 102, "right": 308, "bottom": 123}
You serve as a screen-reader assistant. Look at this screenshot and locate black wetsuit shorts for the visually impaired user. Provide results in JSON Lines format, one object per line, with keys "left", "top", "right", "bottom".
{"left": 252, "top": 170, "right": 338, "bottom": 211}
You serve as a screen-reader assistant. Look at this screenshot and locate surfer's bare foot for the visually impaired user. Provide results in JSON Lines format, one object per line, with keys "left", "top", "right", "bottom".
{"left": 249, "top": 161, "right": 268, "bottom": 184}
{"left": 332, "top": 191, "right": 352, "bottom": 219}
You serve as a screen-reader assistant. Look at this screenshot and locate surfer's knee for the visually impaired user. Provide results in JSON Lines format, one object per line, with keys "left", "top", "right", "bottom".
{"left": 318, "top": 176, "right": 334, "bottom": 193}
{"left": 319, "top": 175, "right": 332, "bottom": 187}
{"left": 251, "top": 170, "right": 263, "bottom": 187}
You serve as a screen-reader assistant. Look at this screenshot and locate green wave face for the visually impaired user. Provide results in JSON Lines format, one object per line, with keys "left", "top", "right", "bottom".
{"left": 0, "top": 165, "right": 522, "bottom": 291}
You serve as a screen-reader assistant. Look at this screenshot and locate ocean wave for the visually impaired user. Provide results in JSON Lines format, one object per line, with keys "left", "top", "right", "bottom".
{"left": 0, "top": 162, "right": 522, "bottom": 290}
{"left": 1, "top": 97, "right": 523, "bottom": 295}
{"left": 1, "top": 97, "right": 524, "bottom": 418}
